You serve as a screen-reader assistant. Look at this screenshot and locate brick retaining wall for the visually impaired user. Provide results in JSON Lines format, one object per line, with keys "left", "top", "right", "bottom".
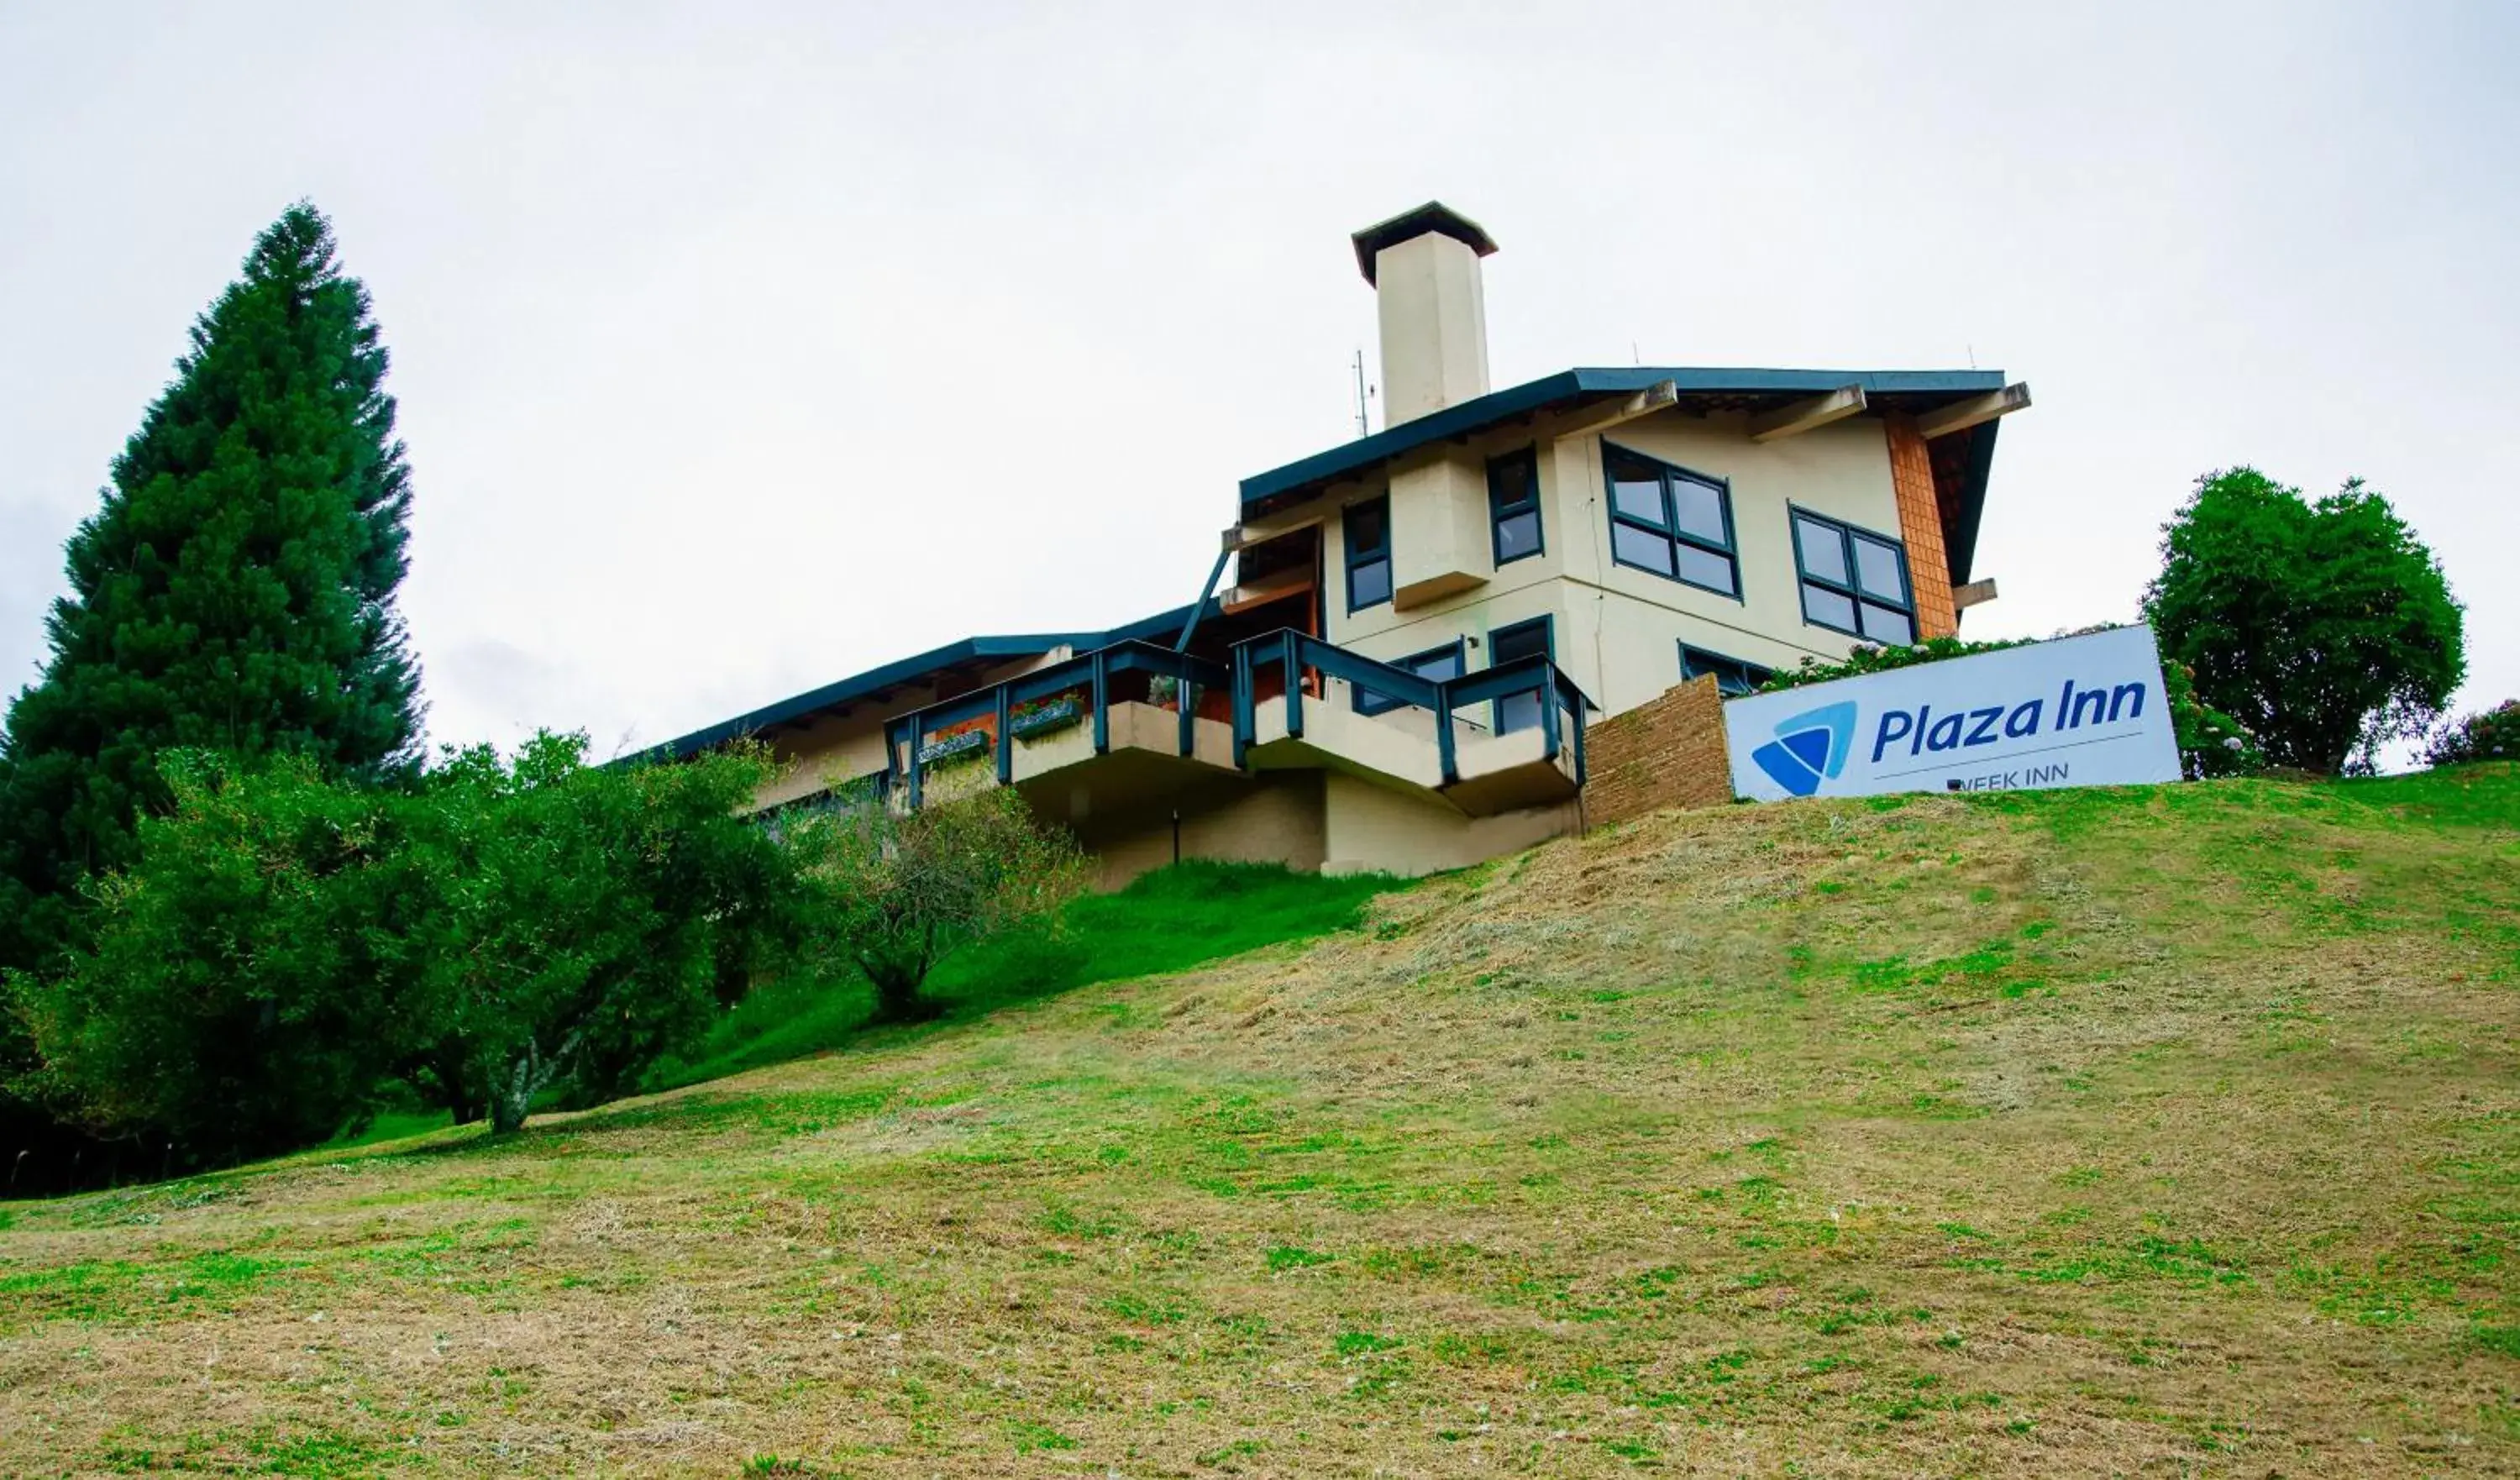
{"left": 1583, "top": 674, "right": 1734, "bottom": 826}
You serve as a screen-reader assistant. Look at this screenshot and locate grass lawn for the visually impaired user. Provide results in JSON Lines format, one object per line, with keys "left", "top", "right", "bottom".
{"left": 648, "top": 859, "right": 1399, "bottom": 1091}
{"left": 2, "top": 767, "right": 2516, "bottom": 1475}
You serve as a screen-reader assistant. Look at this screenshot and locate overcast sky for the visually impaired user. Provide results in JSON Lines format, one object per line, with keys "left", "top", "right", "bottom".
{"left": 3, "top": 3, "right": 2513, "bottom": 762}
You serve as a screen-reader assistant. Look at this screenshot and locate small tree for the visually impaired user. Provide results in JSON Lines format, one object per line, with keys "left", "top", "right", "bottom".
{"left": 792, "top": 786, "right": 1086, "bottom": 1024}
{"left": 2425, "top": 700, "right": 2518, "bottom": 769}
{"left": 2142, "top": 468, "right": 2464, "bottom": 774}
{"left": 398, "top": 734, "right": 790, "bottom": 1134}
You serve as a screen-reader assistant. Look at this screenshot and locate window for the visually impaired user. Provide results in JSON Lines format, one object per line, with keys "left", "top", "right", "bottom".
{"left": 1603, "top": 443, "right": 1737, "bottom": 596}
{"left": 1354, "top": 639, "right": 1464, "bottom": 716}
{"left": 1488, "top": 447, "right": 1543, "bottom": 565}
{"left": 1679, "top": 643, "right": 1772, "bottom": 698}
{"left": 1489, "top": 617, "right": 1553, "bottom": 734}
{"left": 1344, "top": 496, "right": 1392, "bottom": 611}
{"left": 1791, "top": 509, "right": 1915, "bottom": 645}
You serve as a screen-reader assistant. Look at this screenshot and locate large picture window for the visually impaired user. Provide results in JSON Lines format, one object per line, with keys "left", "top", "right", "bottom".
{"left": 1344, "top": 496, "right": 1392, "bottom": 611}
{"left": 1354, "top": 639, "right": 1464, "bottom": 717}
{"left": 1792, "top": 509, "right": 1914, "bottom": 645}
{"left": 1488, "top": 448, "right": 1543, "bottom": 565}
{"left": 1603, "top": 443, "right": 1737, "bottom": 597}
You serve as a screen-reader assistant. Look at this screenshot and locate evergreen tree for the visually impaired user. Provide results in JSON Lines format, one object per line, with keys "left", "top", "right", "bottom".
{"left": 0, "top": 202, "right": 423, "bottom": 979}
{"left": 0, "top": 203, "right": 422, "bottom": 1173}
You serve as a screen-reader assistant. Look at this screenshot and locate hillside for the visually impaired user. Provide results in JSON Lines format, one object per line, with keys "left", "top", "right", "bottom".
{"left": 3, "top": 768, "right": 2516, "bottom": 1477}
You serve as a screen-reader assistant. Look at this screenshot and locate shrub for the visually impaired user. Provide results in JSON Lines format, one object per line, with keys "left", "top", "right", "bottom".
{"left": 787, "top": 787, "right": 1088, "bottom": 1024}
{"left": 7, "top": 735, "right": 794, "bottom": 1153}
{"left": 2425, "top": 701, "right": 2519, "bottom": 769}
{"left": 5, "top": 754, "right": 427, "bottom": 1162}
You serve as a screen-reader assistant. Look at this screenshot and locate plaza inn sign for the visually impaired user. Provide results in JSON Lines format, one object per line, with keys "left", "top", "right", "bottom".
{"left": 1722, "top": 626, "right": 2185, "bottom": 801}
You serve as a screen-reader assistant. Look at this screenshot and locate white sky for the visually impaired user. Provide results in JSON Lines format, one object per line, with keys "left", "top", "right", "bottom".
{"left": 3, "top": 3, "right": 2514, "bottom": 762}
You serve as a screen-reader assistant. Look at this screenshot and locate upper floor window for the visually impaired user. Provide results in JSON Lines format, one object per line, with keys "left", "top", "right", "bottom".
{"left": 1490, "top": 616, "right": 1553, "bottom": 734}
{"left": 1603, "top": 443, "right": 1737, "bottom": 597}
{"left": 1679, "top": 643, "right": 1772, "bottom": 698}
{"left": 1354, "top": 638, "right": 1464, "bottom": 716}
{"left": 1792, "top": 509, "right": 1914, "bottom": 645}
{"left": 1488, "top": 448, "right": 1543, "bottom": 564}
{"left": 1345, "top": 496, "right": 1392, "bottom": 611}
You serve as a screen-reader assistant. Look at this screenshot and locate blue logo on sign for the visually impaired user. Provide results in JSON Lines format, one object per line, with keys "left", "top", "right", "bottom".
{"left": 1752, "top": 701, "right": 1856, "bottom": 797}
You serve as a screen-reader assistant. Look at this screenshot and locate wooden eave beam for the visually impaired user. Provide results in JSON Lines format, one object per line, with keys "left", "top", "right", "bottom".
{"left": 1915, "top": 382, "right": 2031, "bottom": 440}
{"left": 1748, "top": 384, "right": 1866, "bottom": 443}
{"left": 1223, "top": 515, "right": 1325, "bottom": 554}
{"left": 1222, "top": 567, "right": 1316, "bottom": 616}
{"left": 1554, "top": 379, "right": 1678, "bottom": 438}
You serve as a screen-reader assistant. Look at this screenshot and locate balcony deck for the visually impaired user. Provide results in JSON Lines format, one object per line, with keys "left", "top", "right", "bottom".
{"left": 881, "top": 629, "right": 1588, "bottom": 826}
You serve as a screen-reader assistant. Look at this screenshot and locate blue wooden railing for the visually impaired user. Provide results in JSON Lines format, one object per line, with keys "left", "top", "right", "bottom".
{"left": 886, "top": 640, "right": 1232, "bottom": 810}
{"left": 1227, "top": 627, "right": 1589, "bottom": 788}
{"left": 885, "top": 630, "right": 1590, "bottom": 811}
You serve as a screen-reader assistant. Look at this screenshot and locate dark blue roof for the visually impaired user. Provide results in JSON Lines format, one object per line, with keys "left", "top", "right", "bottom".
{"left": 632, "top": 600, "right": 1206, "bottom": 763}
{"left": 1239, "top": 365, "right": 2008, "bottom": 511}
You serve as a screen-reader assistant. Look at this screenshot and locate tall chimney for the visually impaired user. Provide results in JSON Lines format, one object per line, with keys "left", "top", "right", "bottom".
{"left": 1352, "top": 202, "right": 1497, "bottom": 428}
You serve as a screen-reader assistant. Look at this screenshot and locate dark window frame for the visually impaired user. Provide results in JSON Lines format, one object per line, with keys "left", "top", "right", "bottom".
{"left": 1788, "top": 505, "right": 1916, "bottom": 645}
{"left": 1488, "top": 446, "right": 1545, "bottom": 566}
{"left": 1344, "top": 495, "right": 1393, "bottom": 613}
{"left": 1488, "top": 615, "right": 1555, "bottom": 733}
{"left": 1678, "top": 642, "right": 1772, "bottom": 698}
{"left": 1601, "top": 442, "right": 1740, "bottom": 600}
{"left": 1354, "top": 637, "right": 1466, "bottom": 717}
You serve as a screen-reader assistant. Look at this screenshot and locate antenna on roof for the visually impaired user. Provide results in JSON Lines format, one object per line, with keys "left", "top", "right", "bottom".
{"left": 1352, "top": 349, "right": 1371, "bottom": 438}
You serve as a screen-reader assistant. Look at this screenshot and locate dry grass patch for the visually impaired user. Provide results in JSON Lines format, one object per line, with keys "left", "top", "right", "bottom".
{"left": 3, "top": 768, "right": 2516, "bottom": 1475}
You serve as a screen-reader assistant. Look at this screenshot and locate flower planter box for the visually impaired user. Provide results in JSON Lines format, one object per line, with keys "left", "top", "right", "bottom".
{"left": 1011, "top": 696, "right": 1085, "bottom": 741}
{"left": 916, "top": 729, "right": 990, "bottom": 767}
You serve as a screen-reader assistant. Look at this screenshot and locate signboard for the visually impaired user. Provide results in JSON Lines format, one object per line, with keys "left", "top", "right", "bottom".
{"left": 1723, "top": 626, "right": 2183, "bottom": 801}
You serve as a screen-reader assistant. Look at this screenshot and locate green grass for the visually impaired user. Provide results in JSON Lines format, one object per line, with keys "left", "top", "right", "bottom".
{"left": 4, "top": 766, "right": 2517, "bottom": 1475}
{"left": 318, "top": 1105, "right": 455, "bottom": 1151}
{"left": 650, "top": 860, "right": 1399, "bottom": 1089}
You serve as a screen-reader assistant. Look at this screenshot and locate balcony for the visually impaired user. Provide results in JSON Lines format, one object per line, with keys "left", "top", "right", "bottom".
{"left": 881, "top": 629, "right": 1588, "bottom": 823}
{"left": 885, "top": 640, "right": 1239, "bottom": 815}
{"left": 1229, "top": 630, "right": 1588, "bottom": 816}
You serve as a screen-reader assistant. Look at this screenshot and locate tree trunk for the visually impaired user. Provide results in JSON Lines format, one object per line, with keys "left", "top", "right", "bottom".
{"left": 437, "top": 1046, "right": 482, "bottom": 1126}
{"left": 486, "top": 1030, "right": 582, "bottom": 1135}
{"left": 864, "top": 960, "right": 942, "bottom": 1024}
{"left": 489, "top": 1039, "right": 541, "bottom": 1136}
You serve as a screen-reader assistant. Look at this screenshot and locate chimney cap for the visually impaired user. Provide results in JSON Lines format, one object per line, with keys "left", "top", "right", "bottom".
{"left": 1350, "top": 202, "right": 1497, "bottom": 286}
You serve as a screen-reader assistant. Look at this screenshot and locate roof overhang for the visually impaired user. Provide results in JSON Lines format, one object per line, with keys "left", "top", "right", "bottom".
{"left": 630, "top": 600, "right": 1210, "bottom": 764}
{"left": 1236, "top": 365, "right": 2013, "bottom": 584}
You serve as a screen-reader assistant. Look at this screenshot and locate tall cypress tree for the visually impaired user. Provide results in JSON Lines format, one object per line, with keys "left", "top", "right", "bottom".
{"left": 0, "top": 204, "right": 422, "bottom": 1162}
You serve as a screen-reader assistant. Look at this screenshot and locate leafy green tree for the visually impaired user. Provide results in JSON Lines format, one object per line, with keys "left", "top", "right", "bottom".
{"left": 2142, "top": 468, "right": 2463, "bottom": 773}
{"left": 395, "top": 734, "right": 789, "bottom": 1134}
{"left": 0, "top": 202, "right": 423, "bottom": 984}
{"left": 8, "top": 755, "right": 429, "bottom": 1162}
{"left": 8, "top": 737, "right": 792, "bottom": 1153}
{"left": 790, "top": 786, "right": 1087, "bottom": 1024}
